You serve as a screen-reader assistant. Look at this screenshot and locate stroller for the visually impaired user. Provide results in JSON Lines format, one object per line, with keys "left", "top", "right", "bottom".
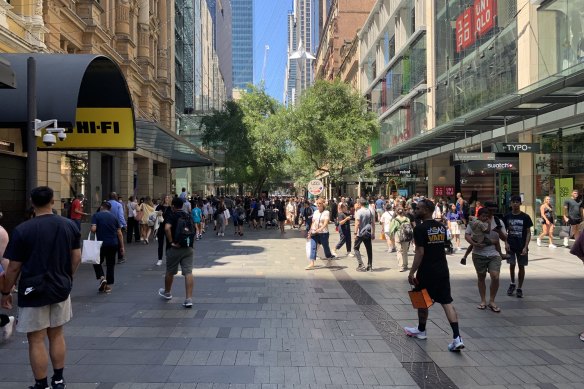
{"left": 264, "top": 209, "right": 278, "bottom": 228}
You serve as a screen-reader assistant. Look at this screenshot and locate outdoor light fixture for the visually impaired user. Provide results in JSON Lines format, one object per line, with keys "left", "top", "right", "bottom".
{"left": 33, "top": 118, "right": 67, "bottom": 146}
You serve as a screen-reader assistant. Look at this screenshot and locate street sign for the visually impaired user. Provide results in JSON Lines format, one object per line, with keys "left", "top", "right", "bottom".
{"left": 307, "top": 179, "right": 324, "bottom": 196}
{"left": 453, "top": 152, "right": 496, "bottom": 161}
{"left": 494, "top": 142, "right": 540, "bottom": 153}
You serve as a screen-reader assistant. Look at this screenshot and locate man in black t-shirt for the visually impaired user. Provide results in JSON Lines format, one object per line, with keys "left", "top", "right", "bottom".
{"left": 1, "top": 186, "right": 81, "bottom": 389}
{"left": 404, "top": 199, "right": 464, "bottom": 352}
{"left": 503, "top": 195, "right": 533, "bottom": 298}
{"left": 158, "top": 197, "right": 194, "bottom": 308}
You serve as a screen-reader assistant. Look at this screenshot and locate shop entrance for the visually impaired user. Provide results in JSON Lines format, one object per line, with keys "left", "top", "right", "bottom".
{"left": 0, "top": 153, "right": 26, "bottom": 233}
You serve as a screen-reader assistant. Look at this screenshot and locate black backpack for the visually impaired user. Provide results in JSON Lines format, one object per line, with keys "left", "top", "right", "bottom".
{"left": 174, "top": 211, "right": 196, "bottom": 247}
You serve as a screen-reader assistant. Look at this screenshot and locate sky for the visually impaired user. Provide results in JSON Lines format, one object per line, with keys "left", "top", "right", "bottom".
{"left": 252, "top": 0, "right": 291, "bottom": 103}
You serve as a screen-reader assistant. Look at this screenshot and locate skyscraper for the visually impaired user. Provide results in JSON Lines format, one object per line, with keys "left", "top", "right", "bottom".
{"left": 231, "top": 0, "right": 254, "bottom": 90}
{"left": 285, "top": 0, "right": 318, "bottom": 105}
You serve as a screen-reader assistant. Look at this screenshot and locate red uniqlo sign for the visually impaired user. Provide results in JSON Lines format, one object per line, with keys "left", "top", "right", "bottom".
{"left": 475, "top": 0, "right": 496, "bottom": 37}
{"left": 456, "top": 8, "right": 474, "bottom": 52}
{"left": 434, "top": 186, "right": 445, "bottom": 197}
{"left": 445, "top": 186, "right": 455, "bottom": 196}
{"left": 455, "top": 0, "right": 497, "bottom": 53}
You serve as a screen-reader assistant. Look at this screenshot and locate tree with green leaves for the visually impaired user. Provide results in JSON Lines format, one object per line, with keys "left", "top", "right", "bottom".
{"left": 200, "top": 85, "right": 288, "bottom": 196}
{"left": 284, "top": 79, "right": 379, "bottom": 186}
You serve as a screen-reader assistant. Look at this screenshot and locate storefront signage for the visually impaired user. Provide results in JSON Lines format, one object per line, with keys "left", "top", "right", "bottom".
{"left": 401, "top": 177, "right": 422, "bottom": 182}
{"left": 434, "top": 186, "right": 445, "bottom": 197}
{"left": 487, "top": 162, "right": 514, "bottom": 169}
{"left": 496, "top": 142, "right": 540, "bottom": 153}
{"left": 307, "top": 179, "right": 324, "bottom": 196}
{"left": 454, "top": 152, "right": 496, "bottom": 161}
{"left": 0, "top": 140, "right": 14, "bottom": 152}
{"left": 445, "top": 186, "right": 455, "bottom": 196}
{"left": 37, "top": 107, "right": 135, "bottom": 150}
{"left": 455, "top": 0, "right": 497, "bottom": 53}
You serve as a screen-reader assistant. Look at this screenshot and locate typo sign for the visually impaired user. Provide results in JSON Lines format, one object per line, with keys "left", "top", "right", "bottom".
{"left": 455, "top": 0, "right": 497, "bottom": 53}
{"left": 501, "top": 143, "right": 540, "bottom": 153}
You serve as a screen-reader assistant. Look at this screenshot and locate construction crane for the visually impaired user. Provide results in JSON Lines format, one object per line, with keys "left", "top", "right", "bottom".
{"left": 261, "top": 44, "right": 270, "bottom": 84}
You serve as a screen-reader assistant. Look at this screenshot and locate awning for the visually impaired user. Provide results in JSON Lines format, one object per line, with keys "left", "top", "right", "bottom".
{"left": 381, "top": 63, "right": 584, "bottom": 161}
{"left": 136, "top": 120, "right": 214, "bottom": 168}
{"left": 0, "top": 56, "right": 16, "bottom": 89}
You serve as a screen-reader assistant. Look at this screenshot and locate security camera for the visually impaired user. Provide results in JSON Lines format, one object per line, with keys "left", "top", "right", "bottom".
{"left": 57, "top": 131, "right": 67, "bottom": 141}
{"left": 42, "top": 133, "right": 57, "bottom": 146}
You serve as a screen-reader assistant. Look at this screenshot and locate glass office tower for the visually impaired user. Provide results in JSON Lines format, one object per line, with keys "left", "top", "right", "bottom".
{"left": 231, "top": 0, "right": 254, "bottom": 90}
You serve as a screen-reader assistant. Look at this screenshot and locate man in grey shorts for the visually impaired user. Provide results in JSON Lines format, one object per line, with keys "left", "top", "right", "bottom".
{"left": 1, "top": 186, "right": 81, "bottom": 389}
{"left": 158, "top": 197, "right": 195, "bottom": 308}
{"left": 465, "top": 206, "right": 507, "bottom": 313}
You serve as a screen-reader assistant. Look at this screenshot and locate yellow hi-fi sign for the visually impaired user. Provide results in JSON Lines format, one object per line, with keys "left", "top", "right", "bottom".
{"left": 37, "top": 107, "right": 135, "bottom": 150}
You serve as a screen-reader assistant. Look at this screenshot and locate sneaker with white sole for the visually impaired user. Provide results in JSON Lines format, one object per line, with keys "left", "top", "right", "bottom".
{"left": 536, "top": 238, "right": 542, "bottom": 246}
{"left": 564, "top": 237, "right": 569, "bottom": 247}
{"left": 404, "top": 326, "right": 427, "bottom": 339}
{"left": 51, "top": 378, "right": 66, "bottom": 389}
{"left": 448, "top": 336, "right": 465, "bottom": 352}
{"left": 549, "top": 244, "right": 557, "bottom": 248}
{"left": 158, "top": 288, "right": 172, "bottom": 300}
{"left": 2, "top": 316, "right": 15, "bottom": 342}
{"left": 98, "top": 277, "right": 107, "bottom": 293}
{"left": 183, "top": 298, "right": 193, "bottom": 308}
{"left": 156, "top": 259, "right": 163, "bottom": 266}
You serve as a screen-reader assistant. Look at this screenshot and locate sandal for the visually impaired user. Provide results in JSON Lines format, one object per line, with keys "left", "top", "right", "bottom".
{"left": 487, "top": 304, "right": 501, "bottom": 313}
{"left": 476, "top": 304, "right": 487, "bottom": 310}
{"left": 304, "top": 265, "right": 315, "bottom": 270}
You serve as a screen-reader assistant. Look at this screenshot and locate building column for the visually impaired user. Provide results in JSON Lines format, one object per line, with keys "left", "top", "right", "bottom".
{"left": 135, "top": 157, "right": 153, "bottom": 198}
{"left": 119, "top": 152, "right": 134, "bottom": 199}
{"left": 137, "top": 0, "right": 150, "bottom": 58}
{"left": 115, "top": 0, "right": 131, "bottom": 36}
{"left": 519, "top": 132, "right": 535, "bottom": 221}
{"left": 88, "top": 151, "right": 103, "bottom": 212}
{"left": 157, "top": 0, "right": 168, "bottom": 80}
{"left": 427, "top": 155, "right": 454, "bottom": 199}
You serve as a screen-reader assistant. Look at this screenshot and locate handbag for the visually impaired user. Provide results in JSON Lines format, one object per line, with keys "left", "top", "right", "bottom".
{"left": 380, "top": 232, "right": 386, "bottom": 240}
{"left": 559, "top": 224, "right": 571, "bottom": 239}
{"left": 408, "top": 287, "right": 433, "bottom": 309}
{"left": 305, "top": 240, "right": 312, "bottom": 259}
{"left": 82, "top": 232, "right": 102, "bottom": 265}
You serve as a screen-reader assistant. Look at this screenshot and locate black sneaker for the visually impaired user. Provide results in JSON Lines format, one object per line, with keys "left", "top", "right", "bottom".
{"left": 507, "top": 284, "right": 516, "bottom": 296}
{"left": 51, "top": 378, "right": 66, "bottom": 389}
{"left": 516, "top": 288, "right": 523, "bottom": 298}
{"left": 356, "top": 264, "right": 366, "bottom": 271}
{"left": 117, "top": 258, "right": 126, "bottom": 264}
{"left": 366, "top": 265, "right": 372, "bottom": 271}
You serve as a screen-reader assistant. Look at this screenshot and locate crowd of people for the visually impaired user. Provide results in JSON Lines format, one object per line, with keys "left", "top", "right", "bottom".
{"left": 1, "top": 185, "right": 584, "bottom": 388}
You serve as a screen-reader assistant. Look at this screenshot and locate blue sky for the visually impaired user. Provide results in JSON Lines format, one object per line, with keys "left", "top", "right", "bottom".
{"left": 252, "top": 0, "right": 291, "bottom": 103}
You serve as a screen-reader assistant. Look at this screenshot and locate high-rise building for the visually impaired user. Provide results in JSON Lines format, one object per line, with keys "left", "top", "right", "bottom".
{"left": 285, "top": 0, "right": 318, "bottom": 105}
{"left": 231, "top": 0, "right": 254, "bottom": 90}
{"left": 206, "top": 0, "right": 233, "bottom": 98}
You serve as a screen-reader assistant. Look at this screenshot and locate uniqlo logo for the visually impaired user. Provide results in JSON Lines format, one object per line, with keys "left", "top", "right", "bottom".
{"left": 456, "top": 8, "right": 474, "bottom": 52}
{"left": 475, "top": 0, "right": 497, "bottom": 37}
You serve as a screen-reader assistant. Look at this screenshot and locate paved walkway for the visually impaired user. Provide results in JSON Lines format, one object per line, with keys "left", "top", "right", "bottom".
{"left": 1, "top": 223, "right": 583, "bottom": 388}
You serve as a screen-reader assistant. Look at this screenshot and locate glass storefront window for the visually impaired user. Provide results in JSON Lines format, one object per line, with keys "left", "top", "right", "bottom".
{"left": 60, "top": 152, "right": 89, "bottom": 217}
{"left": 435, "top": 0, "right": 518, "bottom": 124}
{"left": 534, "top": 124, "right": 584, "bottom": 221}
{"left": 538, "top": 0, "right": 584, "bottom": 80}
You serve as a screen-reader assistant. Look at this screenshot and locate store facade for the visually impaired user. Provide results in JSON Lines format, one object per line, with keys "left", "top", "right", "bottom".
{"left": 362, "top": 0, "right": 584, "bottom": 225}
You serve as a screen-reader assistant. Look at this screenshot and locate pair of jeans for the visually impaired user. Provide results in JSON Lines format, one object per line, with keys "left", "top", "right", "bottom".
{"left": 354, "top": 235, "right": 373, "bottom": 266}
{"left": 309, "top": 232, "right": 333, "bottom": 259}
{"left": 93, "top": 245, "right": 117, "bottom": 284}
{"left": 157, "top": 226, "right": 166, "bottom": 260}
{"left": 335, "top": 223, "right": 351, "bottom": 252}
{"left": 127, "top": 217, "right": 140, "bottom": 243}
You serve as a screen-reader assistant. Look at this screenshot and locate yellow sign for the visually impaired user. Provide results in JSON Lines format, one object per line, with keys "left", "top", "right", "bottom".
{"left": 37, "top": 107, "right": 135, "bottom": 150}
{"left": 555, "top": 177, "right": 573, "bottom": 217}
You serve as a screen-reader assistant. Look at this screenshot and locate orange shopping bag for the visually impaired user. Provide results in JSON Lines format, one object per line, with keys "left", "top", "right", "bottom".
{"left": 380, "top": 232, "right": 386, "bottom": 240}
{"left": 408, "top": 287, "right": 433, "bottom": 309}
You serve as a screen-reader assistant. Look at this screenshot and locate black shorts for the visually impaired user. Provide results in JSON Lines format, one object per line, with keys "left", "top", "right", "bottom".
{"left": 417, "top": 275, "right": 453, "bottom": 305}
{"left": 569, "top": 218, "right": 582, "bottom": 226}
{"left": 507, "top": 250, "right": 528, "bottom": 266}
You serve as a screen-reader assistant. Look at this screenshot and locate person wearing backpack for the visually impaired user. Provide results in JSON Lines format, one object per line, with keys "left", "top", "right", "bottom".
{"left": 158, "top": 197, "right": 195, "bottom": 308}
{"left": 390, "top": 207, "right": 412, "bottom": 272}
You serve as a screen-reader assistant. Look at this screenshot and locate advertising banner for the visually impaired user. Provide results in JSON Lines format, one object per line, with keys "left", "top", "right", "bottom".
{"left": 555, "top": 177, "right": 573, "bottom": 217}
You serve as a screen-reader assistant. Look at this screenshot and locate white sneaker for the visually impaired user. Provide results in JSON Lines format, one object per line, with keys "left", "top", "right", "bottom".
{"left": 404, "top": 326, "right": 427, "bottom": 339}
{"left": 156, "top": 259, "right": 163, "bottom": 266}
{"left": 536, "top": 238, "right": 542, "bottom": 246}
{"left": 347, "top": 252, "right": 355, "bottom": 257}
{"left": 331, "top": 251, "right": 338, "bottom": 257}
{"left": 549, "top": 244, "right": 557, "bottom": 248}
{"left": 2, "top": 316, "right": 15, "bottom": 342}
{"left": 564, "top": 237, "right": 569, "bottom": 247}
{"left": 448, "top": 336, "right": 465, "bottom": 352}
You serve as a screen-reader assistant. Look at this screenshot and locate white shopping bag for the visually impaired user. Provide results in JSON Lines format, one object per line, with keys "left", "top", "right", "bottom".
{"left": 305, "top": 240, "right": 312, "bottom": 260}
{"left": 82, "top": 233, "right": 102, "bottom": 265}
